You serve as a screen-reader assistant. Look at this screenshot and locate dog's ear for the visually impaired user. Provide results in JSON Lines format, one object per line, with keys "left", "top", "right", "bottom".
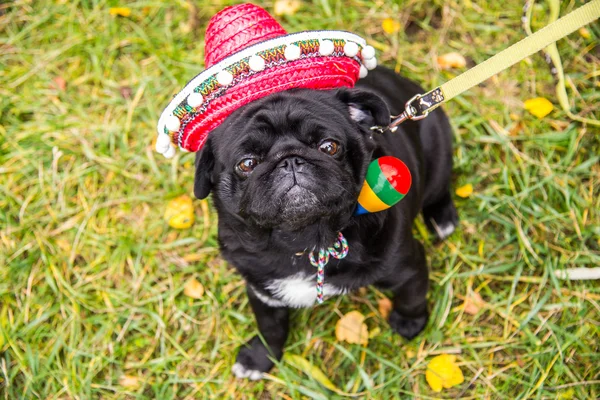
{"left": 336, "top": 88, "right": 390, "bottom": 128}
{"left": 193, "top": 138, "right": 215, "bottom": 199}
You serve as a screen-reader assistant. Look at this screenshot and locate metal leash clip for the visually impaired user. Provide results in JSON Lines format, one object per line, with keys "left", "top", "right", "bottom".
{"left": 370, "top": 93, "right": 429, "bottom": 134}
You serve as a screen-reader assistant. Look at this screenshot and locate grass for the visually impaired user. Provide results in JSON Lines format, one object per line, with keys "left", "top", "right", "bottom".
{"left": 1, "top": 0, "right": 599, "bottom": 398}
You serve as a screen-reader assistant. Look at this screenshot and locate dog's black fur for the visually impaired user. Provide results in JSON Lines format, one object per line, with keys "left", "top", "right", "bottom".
{"left": 194, "top": 66, "right": 457, "bottom": 378}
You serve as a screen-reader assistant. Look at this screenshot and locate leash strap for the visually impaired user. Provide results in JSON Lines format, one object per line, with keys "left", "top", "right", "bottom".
{"left": 308, "top": 232, "right": 349, "bottom": 304}
{"left": 387, "top": 0, "right": 600, "bottom": 129}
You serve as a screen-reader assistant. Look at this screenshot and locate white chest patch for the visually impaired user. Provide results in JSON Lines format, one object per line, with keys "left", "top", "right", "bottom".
{"left": 263, "top": 272, "right": 346, "bottom": 308}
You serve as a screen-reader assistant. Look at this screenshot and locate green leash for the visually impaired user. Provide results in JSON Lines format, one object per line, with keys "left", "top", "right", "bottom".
{"left": 524, "top": 0, "right": 600, "bottom": 127}
{"left": 385, "top": 0, "right": 600, "bottom": 129}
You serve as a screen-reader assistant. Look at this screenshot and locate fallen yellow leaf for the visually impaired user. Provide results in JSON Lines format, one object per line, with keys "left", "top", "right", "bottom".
{"left": 119, "top": 374, "right": 140, "bottom": 388}
{"left": 437, "top": 52, "right": 467, "bottom": 69}
{"left": 183, "top": 278, "right": 204, "bottom": 299}
{"left": 559, "top": 388, "right": 576, "bottom": 399}
{"left": 284, "top": 354, "right": 339, "bottom": 391}
{"left": 382, "top": 18, "right": 401, "bottom": 34}
{"left": 509, "top": 121, "right": 524, "bottom": 136}
{"left": 455, "top": 184, "right": 473, "bottom": 198}
{"left": 524, "top": 97, "right": 553, "bottom": 119}
{"left": 378, "top": 298, "right": 393, "bottom": 319}
{"left": 273, "top": 0, "right": 301, "bottom": 16}
{"left": 164, "top": 195, "right": 195, "bottom": 229}
{"left": 109, "top": 7, "right": 131, "bottom": 17}
{"left": 55, "top": 239, "right": 71, "bottom": 252}
{"left": 182, "top": 253, "right": 204, "bottom": 263}
{"left": 579, "top": 27, "right": 590, "bottom": 39}
{"left": 368, "top": 326, "right": 381, "bottom": 338}
{"left": 335, "top": 311, "right": 369, "bottom": 345}
{"left": 425, "top": 354, "right": 464, "bottom": 393}
{"left": 463, "top": 291, "right": 485, "bottom": 315}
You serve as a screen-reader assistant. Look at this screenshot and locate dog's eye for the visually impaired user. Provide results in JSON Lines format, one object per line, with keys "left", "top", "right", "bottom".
{"left": 319, "top": 140, "right": 339, "bottom": 156}
{"left": 237, "top": 158, "right": 259, "bottom": 173}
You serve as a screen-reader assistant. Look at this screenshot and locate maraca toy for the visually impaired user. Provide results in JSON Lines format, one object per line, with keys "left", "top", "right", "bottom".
{"left": 355, "top": 156, "right": 412, "bottom": 215}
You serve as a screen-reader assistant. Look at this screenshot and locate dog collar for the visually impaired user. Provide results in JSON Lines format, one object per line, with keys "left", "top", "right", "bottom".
{"left": 155, "top": 3, "right": 378, "bottom": 158}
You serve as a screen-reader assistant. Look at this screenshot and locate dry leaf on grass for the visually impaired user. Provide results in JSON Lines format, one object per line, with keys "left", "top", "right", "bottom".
{"left": 335, "top": 311, "right": 369, "bottom": 345}
{"left": 509, "top": 121, "right": 524, "bottom": 136}
{"left": 463, "top": 291, "right": 485, "bottom": 315}
{"left": 524, "top": 97, "right": 553, "bottom": 119}
{"left": 455, "top": 184, "right": 473, "bottom": 198}
{"left": 183, "top": 278, "right": 204, "bottom": 299}
{"left": 382, "top": 18, "right": 401, "bottom": 34}
{"left": 549, "top": 120, "right": 570, "bottom": 131}
{"left": 119, "top": 375, "right": 140, "bottom": 388}
{"left": 164, "top": 195, "right": 195, "bottom": 229}
{"left": 119, "top": 86, "right": 132, "bottom": 100}
{"left": 378, "top": 298, "right": 393, "bottom": 319}
{"left": 579, "top": 27, "right": 590, "bottom": 39}
{"left": 368, "top": 326, "right": 381, "bottom": 339}
{"left": 55, "top": 239, "right": 71, "bottom": 252}
{"left": 284, "top": 354, "right": 339, "bottom": 391}
{"left": 182, "top": 253, "right": 204, "bottom": 263}
{"left": 425, "top": 354, "right": 464, "bottom": 392}
{"left": 109, "top": 7, "right": 131, "bottom": 17}
{"left": 437, "top": 52, "right": 467, "bottom": 69}
{"left": 273, "top": 0, "right": 301, "bottom": 16}
{"left": 52, "top": 76, "right": 66, "bottom": 91}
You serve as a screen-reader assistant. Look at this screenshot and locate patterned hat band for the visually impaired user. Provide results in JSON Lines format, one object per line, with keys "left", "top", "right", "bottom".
{"left": 155, "top": 5, "right": 378, "bottom": 157}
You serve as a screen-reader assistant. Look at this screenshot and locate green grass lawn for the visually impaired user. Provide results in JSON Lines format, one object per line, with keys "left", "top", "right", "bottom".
{"left": 1, "top": 0, "right": 599, "bottom": 398}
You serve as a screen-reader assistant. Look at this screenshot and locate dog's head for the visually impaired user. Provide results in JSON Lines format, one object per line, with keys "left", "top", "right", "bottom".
{"left": 194, "top": 88, "right": 389, "bottom": 241}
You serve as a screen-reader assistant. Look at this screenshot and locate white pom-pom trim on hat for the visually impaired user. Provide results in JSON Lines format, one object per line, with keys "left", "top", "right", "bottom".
{"left": 248, "top": 55, "right": 266, "bottom": 72}
{"left": 187, "top": 92, "right": 204, "bottom": 108}
{"left": 157, "top": 31, "right": 370, "bottom": 154}
{"left": 163, "top": 145, "right": 176, "bottom": 159}
{"left": 284, "top": 44, "right": 301, "bottom": 60}
{"left": 364, "top": 57, "right": 377, "bottom": 70}
{"left": 361, "top": 45, "right": 375, "bottom": 60}
{"left": 156, "top": 134, "right": 172, "bottom": 153}
{"left": 359, "top": 65, "right": 368, "bottom": 78}
{"left": 165, "top": 115, "right": 181, "bottom": 132}
{"left": 344, "top": 42, "right": 359, "bottom": 58}
{"left": 319, "top": 40, "right": 335, "bottom": 56}
{"left": 216, "top": 70, "right": 234, "bottom": 86}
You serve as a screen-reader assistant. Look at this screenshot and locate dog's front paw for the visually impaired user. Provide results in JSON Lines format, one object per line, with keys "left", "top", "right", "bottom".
{"left": 232, "top": 336, "right": 280, "bottom": 380}
{"left": 389, "top": 310, "right": 428, "bottom": 340}
{"left": 231, "top": 362, "right": 264, "bottom": 380}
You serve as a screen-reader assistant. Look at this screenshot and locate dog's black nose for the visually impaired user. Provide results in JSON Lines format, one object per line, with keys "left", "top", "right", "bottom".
{"left": 278, "top": 156, "right": 305, "bottom": 173}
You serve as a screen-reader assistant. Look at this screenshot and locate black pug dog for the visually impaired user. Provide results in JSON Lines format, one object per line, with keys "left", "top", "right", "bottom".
{"left": 193, "top": 65, "right": 458, "bottom": 379}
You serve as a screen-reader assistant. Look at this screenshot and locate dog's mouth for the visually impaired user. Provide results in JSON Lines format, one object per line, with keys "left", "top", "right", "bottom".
{"left": 239, "top": 158, "right": 358, "bottom": 231}
{"left": 240, "top": 182, "right": 334, "bottom": 231}
{"left": 279, "top": 184, "right": 323, "bottom": 224}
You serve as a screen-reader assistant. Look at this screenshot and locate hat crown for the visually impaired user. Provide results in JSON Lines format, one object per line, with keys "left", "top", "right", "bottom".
{"left": 204, "top": 3, "right": 287, "bottom": 68}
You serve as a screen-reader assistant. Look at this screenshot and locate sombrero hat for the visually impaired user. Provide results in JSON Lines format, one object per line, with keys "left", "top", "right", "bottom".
{"left": 155, "top": 3, "right": 377, "bottom": 158}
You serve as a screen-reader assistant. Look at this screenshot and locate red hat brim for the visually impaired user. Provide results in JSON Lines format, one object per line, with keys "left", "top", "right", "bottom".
{"left": 181, "top": 56, "right": 361, "bottom": 151}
